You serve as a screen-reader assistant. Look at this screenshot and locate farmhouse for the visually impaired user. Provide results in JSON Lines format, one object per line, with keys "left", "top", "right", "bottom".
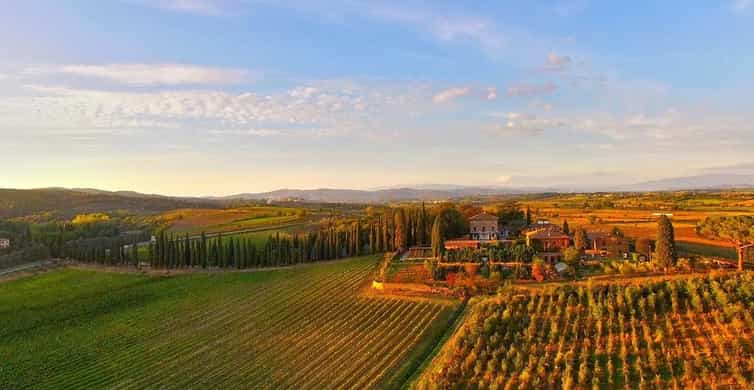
{"left": 525, "top": 229, "right": 570, "bottom": 262}
{"left": 0, "top": 238, "right": 9, "bottom": 249}
{"left": 469, "top": 212, "right": 503, "bottom": 240}
{"left": 585, "top": 232, "right": 630, "bottom": 258}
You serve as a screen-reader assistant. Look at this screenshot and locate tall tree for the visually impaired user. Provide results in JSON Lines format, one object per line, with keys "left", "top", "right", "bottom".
{"left": 431, "top": 215, "right": 444, "bottom": 259}
{"left": 655, "top": 215, "right": 677, "bottom": 270}
{"left": 368, "top": 224, "right": 375, "bottom": 254}
{"left": 574, "top": 228, "right": 590, "bottom": 252}
{"left": 353, "top": 221, "right": 361, "bottom": 256}
{"left": 697, "top": 216, "right": 754, "bottom": 272}
{"left": 418, "top": 202, "right": 427, "bottom": 245}
{"left": 562, "top": 220, "right": 570, "bottom": 235}
{"left": 525, "top": 206, "right": 532, "bottom": 226}
{"left": 381, "top": 214, "right": 390, "bottom": 252}
{"left": 394, "top": 209, "right": 407, "bottom": 251}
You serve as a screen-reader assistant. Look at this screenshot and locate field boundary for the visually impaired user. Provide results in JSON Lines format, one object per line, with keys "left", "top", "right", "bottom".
{"left": 62, "top": 255, "right": 379, "bottom": 276}
{"left": 0, "top": 260, "right": 60, "bottom": 283}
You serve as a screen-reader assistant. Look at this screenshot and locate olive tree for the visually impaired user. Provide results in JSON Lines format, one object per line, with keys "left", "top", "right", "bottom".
{"left": 697, "top": 216, "right": 754, "bottom": 272}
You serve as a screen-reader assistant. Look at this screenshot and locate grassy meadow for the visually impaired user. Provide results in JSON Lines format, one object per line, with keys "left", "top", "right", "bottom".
{"left": 0, "top": 255, "right": 459, "bottom": 389}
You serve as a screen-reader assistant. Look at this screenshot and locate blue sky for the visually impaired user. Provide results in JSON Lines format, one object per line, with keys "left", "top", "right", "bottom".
{"left": 2, "top": 0, "right": 753, "bottom": 195}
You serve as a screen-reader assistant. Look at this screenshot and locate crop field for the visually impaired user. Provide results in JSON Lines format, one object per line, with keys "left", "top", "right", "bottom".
{"left": 0, "top": 255, "right": 459, "bottom": 389}
{"left": 677, "top": 241, "right": 738, "bottom": 260}
{"left": 158, "top": 206, "right": 306, "bottom": 235}
{"left": 520, "top": 192, "right": 754, "bottom": 213}
{"left": 419, "top": 273, "right": 754, "bottom": 389}
{"left": 522, "top": 205, "right": 754, "bottom": 250}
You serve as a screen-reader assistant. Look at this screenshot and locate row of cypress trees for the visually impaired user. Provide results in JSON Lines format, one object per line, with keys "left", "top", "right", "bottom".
{"left": 63, "top": 204, "right": 438, "bottom": 269}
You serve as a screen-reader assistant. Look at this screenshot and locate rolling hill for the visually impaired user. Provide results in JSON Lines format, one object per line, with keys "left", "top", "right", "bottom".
{"left": 0, "top": 188, "right": 217, "bottom": 220}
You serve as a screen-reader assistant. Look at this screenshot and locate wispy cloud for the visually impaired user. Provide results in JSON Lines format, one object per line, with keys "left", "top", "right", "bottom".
{"left": 734, "top": 0, "right": 752, "bottom": 12}
{"left": 432, "top": 86, "right": 471, "bottom": 104}
{"left": 485, "top": 87, "right": 497, "bottom": 100}
{"left": 2, "top": 80, "right": 431, "bottom": 139}
{"left": 124, "top": 0, "right": 232, "bottom": 16}
{"left": 507, "top": 82, "right": 558, "bottom": 97}
{"left": 25, "top": 64, "right": 250, "bottom": 86}
{"left": 544, "top": 52, "right": 572, "bottom": 71}
{"left": 486, "top": 112, "right": 562, "bottom": 136}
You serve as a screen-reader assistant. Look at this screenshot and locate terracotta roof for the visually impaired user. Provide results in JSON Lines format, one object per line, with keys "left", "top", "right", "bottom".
{"left": 469, "top": 212, "right": 498, "bottom": 221}
{"left": 587, "top": 232, "right": 609, "bottom": 239}
{"left": 526, "top": 229, "right": 570, "bottom": 240}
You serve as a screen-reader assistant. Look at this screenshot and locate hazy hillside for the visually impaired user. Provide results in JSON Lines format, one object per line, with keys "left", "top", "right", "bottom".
{"left": 0, "top": 188, "right": 217, "bottom": 220}
{"left": 219, "top": 187, "right": 528, "bottom": 203}
{"left": 622, "top": 174, "right": 754, "bottom": 192}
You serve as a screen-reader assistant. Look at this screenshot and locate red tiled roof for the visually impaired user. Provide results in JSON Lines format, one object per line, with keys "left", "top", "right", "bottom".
{"left": 526, "top": 229, "right": 570, "bottom": 240}
{"left": 469, "top": 212, "right": 498, "bottom": 221}
{"left": 444, "top": 240, "right": 481, "bottom": 249}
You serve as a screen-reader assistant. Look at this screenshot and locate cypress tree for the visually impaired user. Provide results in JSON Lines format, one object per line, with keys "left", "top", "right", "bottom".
{"left": 562, "top": 220, "right": 570, "bottom": 235}
{"left": 236, "top": 239, "right": 243, "bottom": 269}
{"left": 419, "top": 202, "right": 427, "bottom": 245}
{"left": 200, "top": 232, "right": 207, "bottom": 268}
{"left": 354, "top": 221, "right": 361, "bottom": 256}
{"left": 525, "top": 207, "right": 532, "bottom": 225}
{"left": 655, "top": 215, "right": 677, "bottom": 270}
{"left": 369, "top": 224, "right": 376, "bottom": 254}
{"left": 431, "top": 215, "right": 444, "bottom": 259}
{"left": 375, "top": 220, "right": 382, "bottom": 252}
{"left": 382, "top": 215, "right": 390, "bottom": 252}
{"left": 218, "top": 233, "right": 225, "bottom": 268}
{"left": 394, "top": 208, "right": 407, "bottom": 251}
{"left": 574, "top": 228, "right": 590, "bottom": 252}
{"left": 183, "top": 234, "right": 191, "bottom": 268}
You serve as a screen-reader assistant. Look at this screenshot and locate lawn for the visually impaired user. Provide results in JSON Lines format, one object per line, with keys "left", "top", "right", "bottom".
{"left": 0, "top": 255, "right": 459, "bottom": 389}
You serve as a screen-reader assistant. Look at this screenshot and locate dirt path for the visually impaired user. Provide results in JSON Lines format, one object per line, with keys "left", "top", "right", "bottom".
{"left": 0, "top": 260, "right": 60, "bottom": 283}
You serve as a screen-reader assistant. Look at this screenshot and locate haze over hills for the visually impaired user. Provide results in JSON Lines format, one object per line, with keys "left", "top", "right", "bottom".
{"left": 219, "top": 174, "right": 754, "bottom": 202}
{"left": 3, "top": 173, "right": 754, "bottom": 216}
{"left": 0, "top": 188, "right": 218, "bottom": 220}
{"left": 616, "top": 174, "right": 754, "bottom": 192}
{"left": 214, "top": 187, "right": 532, "bottom": 203}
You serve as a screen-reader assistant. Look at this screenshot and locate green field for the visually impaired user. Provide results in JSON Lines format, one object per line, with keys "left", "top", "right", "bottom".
{"left": 0, "top": 255, "right": 459, "bottom": 389}
{"left": 677, "top": 241, "right": 737, "bottom": 259}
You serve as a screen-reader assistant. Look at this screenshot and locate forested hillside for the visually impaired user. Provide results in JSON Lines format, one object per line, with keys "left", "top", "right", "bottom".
{"left": 0, "top": 189, "right": 216, "bottom": 221}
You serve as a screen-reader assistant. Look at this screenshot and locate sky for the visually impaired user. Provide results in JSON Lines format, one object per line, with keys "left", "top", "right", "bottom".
{"left": 2, "top": 0, "right": 754, "bottom": 196}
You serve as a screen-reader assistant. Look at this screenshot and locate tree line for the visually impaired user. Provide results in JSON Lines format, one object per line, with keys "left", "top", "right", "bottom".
{"left": 61, "top": 203, "right": 463, "bottom": 270}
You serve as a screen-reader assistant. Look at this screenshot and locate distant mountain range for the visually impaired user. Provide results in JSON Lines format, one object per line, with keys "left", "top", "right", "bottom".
{"left": 3, "top": 174, "right": 754, "bottom": 214}
{"left": 212, "top": 187, "right": 530, "bottom": 203}
{"left": 217, "top": 175, "right": 754, "bottom": 202}
{"left": 614, "top": 174, "right": 754, "bottom": 192}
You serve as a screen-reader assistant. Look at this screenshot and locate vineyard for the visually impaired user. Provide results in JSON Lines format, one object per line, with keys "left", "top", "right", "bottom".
{"left": 419, "top": 273, "right": 754, "bottom": 389}
{"left": 0, "top": 255, "right": 459, "bottom": 389}
{"left": 157, "top": 206, "right": 305, "bottom": 235}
